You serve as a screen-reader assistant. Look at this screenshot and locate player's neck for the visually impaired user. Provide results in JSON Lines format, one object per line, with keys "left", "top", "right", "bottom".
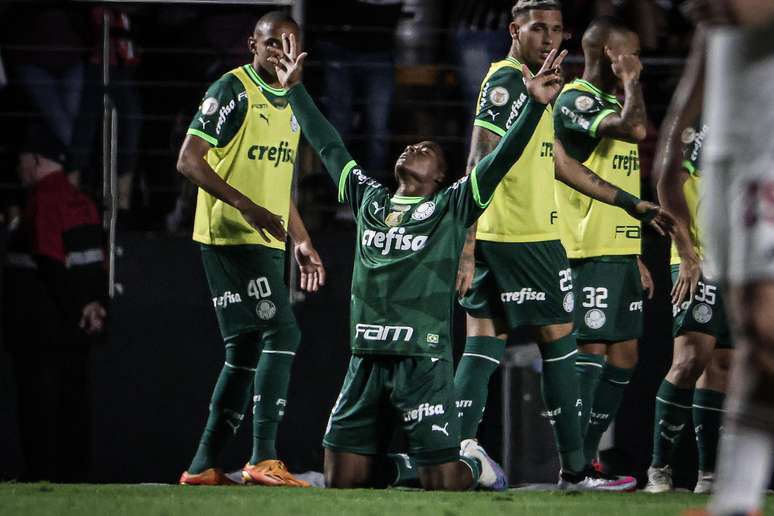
{"left": 251, "top": 60, "right": 282, "bottom": 89}
{"left": 508, "top": 42, "right": 524, "bottom": 66}
{"left": 581, "top": 61, "right": 615, "bottom": 95}
{"left": 395, "top": 179, "right": 434, "bottom": 199}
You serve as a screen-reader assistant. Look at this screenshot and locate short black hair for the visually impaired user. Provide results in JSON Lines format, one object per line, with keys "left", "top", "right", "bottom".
{"left": 581, "top": 15, "right": 634, "bottom": 51}
{"left": 254, "top": 10, "right": 298, "bottom": 33}
{"left": 585, "top": 15, "right": 631, "bottom": 36}
{"left": 512, "top": 0, "right": 562, "bottom": 21}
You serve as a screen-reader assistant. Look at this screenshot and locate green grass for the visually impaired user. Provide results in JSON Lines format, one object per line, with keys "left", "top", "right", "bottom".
{"left": 1, "top": 483, "right": 773, "bottom": 516}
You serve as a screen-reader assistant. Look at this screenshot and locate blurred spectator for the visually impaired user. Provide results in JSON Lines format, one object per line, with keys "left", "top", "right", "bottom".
{"left": 2, "top": 129, "right": 107, "bottom": 482}
{"left": 309, "top": 0, "right": 404, "bottom": 179}
{"left": 9, "top": 7, "right": 87, "bottom": 175}
{"left": 72, "top": 7, "right": 142, "bottom": 216}
{"left": 449, "top": 0, "right": 511, "bottom": 114}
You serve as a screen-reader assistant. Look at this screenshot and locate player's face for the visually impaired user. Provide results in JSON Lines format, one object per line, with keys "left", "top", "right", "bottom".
{"left": 510, "top": 10, "right": 564, "bottom": 70}
{"left": 249, "top": 21, "right": 300, "bottom": 80}
{"left": 605, "top": 31, "right": 641, "bottom": 87}
{"left": 394, "top": 141, "right": 446, "bottom": 188}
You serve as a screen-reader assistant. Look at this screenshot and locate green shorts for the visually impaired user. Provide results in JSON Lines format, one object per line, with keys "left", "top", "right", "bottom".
{"left": 571, "top": 257, "right": 643, "bottom": 342}
{"left": 200, "top": 244, "right": 297, "bottom": 340}
{"left": 671, "top": 264, "right": 733, "bottom": 349}
{"left": 459, "top": 240, "right": 575, "bottom": 328}
{"left": 323, "top": 354, "right": 460, "bottom": 466}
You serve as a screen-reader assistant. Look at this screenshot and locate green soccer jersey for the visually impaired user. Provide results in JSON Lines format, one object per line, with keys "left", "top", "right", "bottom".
{"left": 670, "top": 122, "right": 709, "bottom": 265}
{"left": 286, "top": 85, "right": 544, "bottom": 359}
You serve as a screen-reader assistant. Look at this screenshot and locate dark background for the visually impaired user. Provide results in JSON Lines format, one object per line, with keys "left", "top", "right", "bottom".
{"left": 0, "top": 0, "right": 707, "bottom": 487}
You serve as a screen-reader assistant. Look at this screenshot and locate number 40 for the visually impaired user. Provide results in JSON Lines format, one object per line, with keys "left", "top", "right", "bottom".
{"left": 247, "top": 277, "right": 272, "bottom": 300}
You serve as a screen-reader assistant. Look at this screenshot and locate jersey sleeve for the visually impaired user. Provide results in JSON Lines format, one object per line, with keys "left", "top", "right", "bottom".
{"left": 473, "top": 67, "right": 530, "bottom": 137}
{"left": 187, "top": 73, "right": 248, "bottom": 148}
{"left": 553, "top": 90, "right": 613, "bottom": 139}
{"left": 286, "top": 84, "right": 386, "bottom": 215}
{"left": 682, "top": 122, "right": 708, "bottom": 175}
{"left": 450, "top": 99, "right": 546, "bottom": 226}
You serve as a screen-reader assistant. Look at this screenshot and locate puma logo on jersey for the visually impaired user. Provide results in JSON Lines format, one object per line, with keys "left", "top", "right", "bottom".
{"left": 431, "top": 423, "right": 450, "bottom": 436}
{"left": 198, "top": 117, "right": 210, "bottom": 129}
{"left": 486, "top": 109, "right": 500, "bottom": 121}
{"left": 361, "top": 227, "right": 428, "bottom": 255}
{"left": 259, "top": 113, "right": 269, "bottom": 124}
{"left": 371, "top": 202, "right": 386, "bottom": 216}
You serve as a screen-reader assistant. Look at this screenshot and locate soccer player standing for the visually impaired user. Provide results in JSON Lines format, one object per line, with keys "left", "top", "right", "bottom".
{"left": 454, "top": 0, "right": 671, "bottom": 489}
{"left": 176, "top": 12, "right": 324, "bottom": 487}
{"left": 553, "top": 17, "right": 651, "bottom": 481}
{"left": 270, "top": 32, "right": 567, "bottom": 491}
{"left": 647, "top": 120, "right": 733, "bottom": 494}
{"left": 652, "top": 1, "right": 774, "bottom": 514}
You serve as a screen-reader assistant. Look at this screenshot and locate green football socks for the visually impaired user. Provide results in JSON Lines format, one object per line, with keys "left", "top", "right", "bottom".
{"left": 584, "top": 363, "right": 634, "bottom": 463}
{"left": 575, "top": 352, "right": 605, "bottom": 435}
{"left": 693, "top": 388, "right": 725, "bottom": 473}
{"left": 651, "top": 380, "right": 693, "bottom": 468}
{"left": 540, "top": 334, "right": 585, "bottom": 474}
{"left": 454, "top": 336, "right": 505, "bottom": 439}
{"left": 250, "top": 324, "right": 301, "bottom": 465}
{"left": 189, "top": 333, "right": 260, "bottom": 474}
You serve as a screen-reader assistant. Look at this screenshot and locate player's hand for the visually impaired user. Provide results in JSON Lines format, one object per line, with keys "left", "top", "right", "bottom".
{"left": 266, "top": 32, "right": 307, "bottom": 89}
{"left": 637, "top": 257, "right": 655, "bottom": 300}
{"left": 240, "top": 202, "right": 287, "bottom": 242}
{"left": 631, "top": 201, "right": 676, "bottom": 236}
{"left": 294, "top": 240, "right": 326, "bottom": 293}
{"left": 610, "top": 53, "right": 643, "bottom": 83}
{"left": 671, "top": 255, "right": 701, "bottom": 306}
{"left": 456, "top": 247, "right": 475, "bottom": 298}
{"left": 523, "top": 49, "right": 568, "bottom": 105}
{"left": 80, "top": 301, "right": 107, "bottom": 336}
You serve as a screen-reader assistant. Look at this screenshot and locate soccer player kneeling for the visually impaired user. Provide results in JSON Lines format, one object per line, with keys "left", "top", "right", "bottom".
{"left": 269, "top": 33, "right": 566, "bottom": 490}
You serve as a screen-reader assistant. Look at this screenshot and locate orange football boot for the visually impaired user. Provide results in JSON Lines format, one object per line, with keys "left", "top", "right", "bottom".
{"left": 242, "top": 460, "right": 311, "bottom": 487}
{"left": 179, "top": 468, "right": 237, "bottom": 485}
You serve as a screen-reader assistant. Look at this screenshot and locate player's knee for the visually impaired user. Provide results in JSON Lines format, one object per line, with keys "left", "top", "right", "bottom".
{"left": 669, "top": 352, "right": 708, "bottom": 385}
{"left": 264, "top": 323, "right": 301, "bottom": 354}
{"left": 736, "top": 309, "right": 774, "bottom": 376}
{"left": 224, "top": 332, "right": 261, "bottom": 370}
{"left": 535, "top": 322, "right": 573, "bottom": 344}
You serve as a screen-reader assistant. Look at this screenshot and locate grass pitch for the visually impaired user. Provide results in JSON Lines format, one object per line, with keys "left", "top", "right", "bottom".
{"left": 2, "top": 483, "right": 773, "bottom": 516}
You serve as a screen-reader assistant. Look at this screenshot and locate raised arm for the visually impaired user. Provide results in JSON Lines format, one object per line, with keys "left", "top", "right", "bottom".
{"left": 595, "top": 54, "right": 648, "bottom": 143}
{"left": 268, "top": 33, "right": 354, "bottom": 186}
{"left": 471, "top": 50, "right": 568, "bottom": 204}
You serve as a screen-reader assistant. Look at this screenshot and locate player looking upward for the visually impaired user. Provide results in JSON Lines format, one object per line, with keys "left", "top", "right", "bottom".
{"left": 454, "top": 0, "right": 672, "bottom": 490}
{"left": 176, "top": 12, "right": 325, "bottom": 487}
{"left": 269, "top": 31, "right": 567, "bottom": 491}
{"left": 553, "top": 16, "right": 651, "bottom": 481}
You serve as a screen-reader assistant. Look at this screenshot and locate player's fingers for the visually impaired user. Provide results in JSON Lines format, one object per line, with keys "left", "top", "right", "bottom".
{"left": 295, "top": 52, "right": 308, "bottom": 68}
{"left": 553, "top": 49, "right": 569, "bottom": 70}
{"left": 537, "top": 48, "right": 557, "bottom": 76}
{"left": 300, "top": 271, "right": 308, "bottom": 292}
{"left": 257, "top": 227, "right": 270, "bottom": 243}
{"left": 282, "top": 32, "right": 290, "bottom": 56}
{"left": 521, "top": 64, "right": 534, "bottom": 81}
{"left": 649, "top": 219, "right": 666, "bottom": 236}
{"left": 289, "top": 33, "right": 298, "bottom": 60}
{"left": 318, "top": 264, "right": 326, "bottom": 286}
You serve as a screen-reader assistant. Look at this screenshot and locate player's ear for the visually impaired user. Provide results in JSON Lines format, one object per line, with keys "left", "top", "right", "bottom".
{"left": 248, "top": 36, "right": 258, "bottom": 54}
{"left": 509, "top": 21, "right": 520, "bottom": 40}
